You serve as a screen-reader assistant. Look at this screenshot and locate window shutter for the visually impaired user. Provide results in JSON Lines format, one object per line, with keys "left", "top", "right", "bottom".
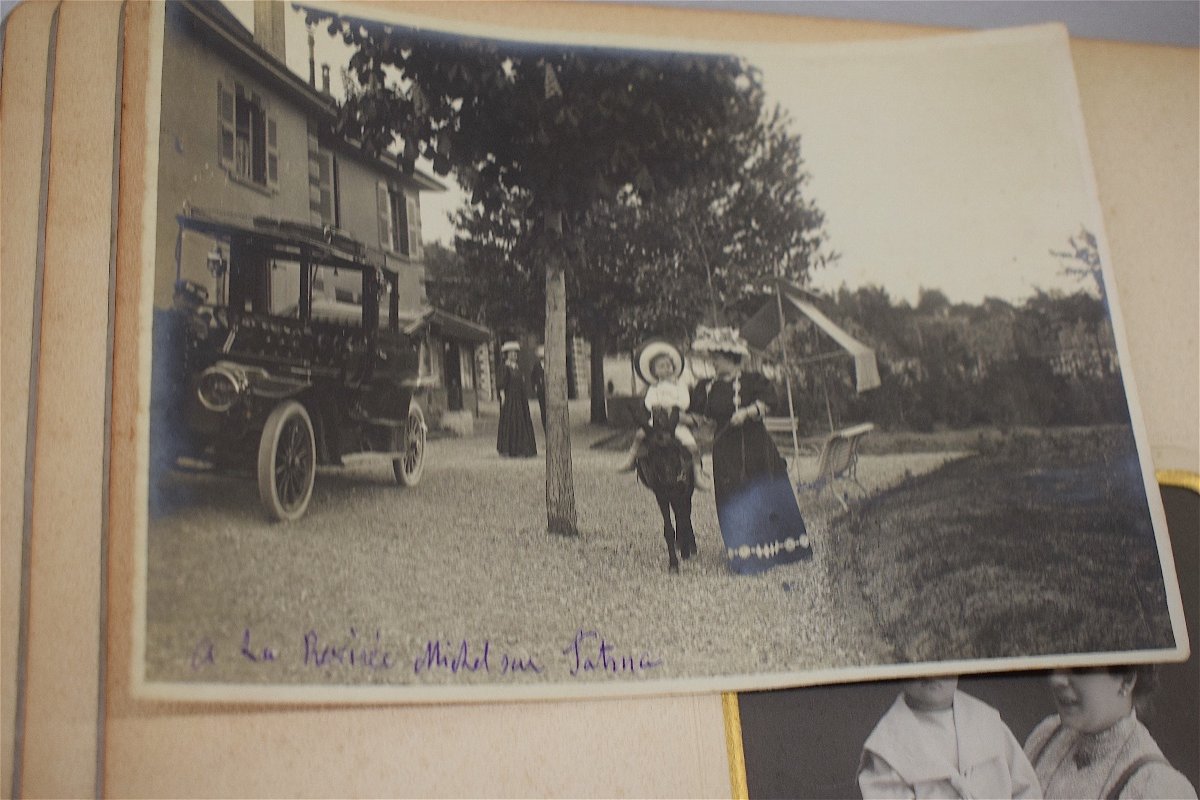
{"left": 317, "top": 153, "right": 332, "bottom": 223}
{"left": 330, "top": 154, "right": 340, "bottom": 227}
{"left": 308, "top": 169, "right": 322, "bottom": 220}
{"left": 395, "top": 194, "right": 409, "bottom": 256}
{"left": 308, "top": 153, "right": 333, "bottom": 224}
{"left": 266, "top": 115, "right": 279, "bottom": 188}
{"left": 217, "top": 81, "right": 235, "bottom": 169}
{"left": 377, "top": 182, "right": 391, "bottom": 251}
{"left": 407, "top": 196, "right": 422, "bottom": 261}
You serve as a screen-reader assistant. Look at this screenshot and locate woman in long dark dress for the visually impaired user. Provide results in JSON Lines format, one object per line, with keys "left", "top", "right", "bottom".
{"left": 496, "top": 341, "right": 537, "bottom": 458}
{"left": 689, "top": 326, "right": 812, "bottom": 574}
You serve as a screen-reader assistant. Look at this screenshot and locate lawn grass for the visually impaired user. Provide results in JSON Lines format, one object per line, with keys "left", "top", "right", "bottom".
{"left": 826, "top": 425, "right": 1173, "bottom": 662}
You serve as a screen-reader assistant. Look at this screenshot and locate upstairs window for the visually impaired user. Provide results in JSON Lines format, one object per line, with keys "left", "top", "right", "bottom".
{"left": 308, "top": 122, "right": 336, "bottom": 225}
{"left": 389, "top": 186, "right": 410, "bottom": 255}
{"left": 377, "top": 182, "right": 422, "bottom": 259}
{"left": 218, "top": 80, "right": 278, "bottom": 190}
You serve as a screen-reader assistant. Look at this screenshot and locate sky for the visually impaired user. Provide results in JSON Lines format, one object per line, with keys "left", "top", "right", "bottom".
{"left": 745, "top": 33, "right": 1101, "bottom": 305}
{"left": 221, "top": 2, "right": 1102, "bottom": 307}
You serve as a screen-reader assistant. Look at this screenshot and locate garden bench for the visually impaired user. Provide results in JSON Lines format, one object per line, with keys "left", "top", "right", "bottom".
{"left": 797, "top": 422, "right": 875, "bottom": 511}
{"left": 764, "top": 416, "right": 819, "bottom": 456}
{"left": 762, "top": 416, "right": 795, "bottom": 437}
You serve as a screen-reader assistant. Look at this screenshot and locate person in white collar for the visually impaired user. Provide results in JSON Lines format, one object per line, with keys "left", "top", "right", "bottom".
{"left": 1024, "top": 666, "right": 1196, "bottom": 799}
{"left": 616, "top": 339, "right": 710, "bottom": 490}
{"left": 858, "top": 677, "right": 1041, "bottom": 799}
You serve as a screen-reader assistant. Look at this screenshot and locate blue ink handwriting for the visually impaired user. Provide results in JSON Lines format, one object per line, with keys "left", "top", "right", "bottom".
{"left": 303, "top": 627, "right": 395, "bottom": 670}
{"left": 563, "top": 629, "right": 663, "bottom": 677}
{"left": 412, "top": 640, "right": 544, "bottom": 677}
{"left": 189, "top": 628, "right": 657, "bottom": 680}
{"left": 240, "top": 628, "right": 277, "bottom": 663}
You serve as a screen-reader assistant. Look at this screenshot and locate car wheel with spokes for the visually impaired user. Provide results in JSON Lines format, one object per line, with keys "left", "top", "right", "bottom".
{"left": 393, "top": 402, "right": 426, "bottom": 487}
{"left": 257, "top": 400, "right": 316, "bottom": 521}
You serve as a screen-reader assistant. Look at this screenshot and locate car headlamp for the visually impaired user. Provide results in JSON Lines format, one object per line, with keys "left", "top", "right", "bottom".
{"left": 197, "top": 364, "right": 245, "bottom": 412}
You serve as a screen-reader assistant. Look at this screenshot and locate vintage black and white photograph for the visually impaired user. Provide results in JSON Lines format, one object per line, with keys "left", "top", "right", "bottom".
{"left": 737, "top": 485, "right": 1198, "bottom": 799}
{"left": 135, "top": 1, "right": 1187, "bottom": 700}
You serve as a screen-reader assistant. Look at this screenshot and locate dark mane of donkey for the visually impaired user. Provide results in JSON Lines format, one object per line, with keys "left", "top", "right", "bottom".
{"left": 634, "top": 406, "right": 697, "bottom": 572}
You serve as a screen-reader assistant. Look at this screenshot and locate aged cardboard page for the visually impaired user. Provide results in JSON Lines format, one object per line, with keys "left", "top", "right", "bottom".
{"left": 6, "top": 0, "right": 1195, "bottom": 797}
{"left": 1, "top": 3, "right": 59, "bottom": 794}
{"left": 6, "top": 1, "right": 124, "bottom": 797}
{"left": 1070, "top": 38, "right": 1199, "bottom": 475}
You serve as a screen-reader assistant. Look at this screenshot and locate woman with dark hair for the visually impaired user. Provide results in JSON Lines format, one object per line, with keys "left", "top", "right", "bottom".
{"left": 1024, "top": 666, "right": 1196, "bottom": 799}
{"left": 688, "top": 326, "right": 812, "bottom": 575}
{"left": 495, "top": 341, "right": 537, "bottom": 458}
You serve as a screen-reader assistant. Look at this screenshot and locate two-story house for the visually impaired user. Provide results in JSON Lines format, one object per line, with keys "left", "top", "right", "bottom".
{"left": 154, "top": 0, "right": 491, "bottom": 429}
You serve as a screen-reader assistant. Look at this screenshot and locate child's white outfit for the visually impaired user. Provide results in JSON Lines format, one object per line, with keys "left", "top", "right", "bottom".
{"left": 858, "top": 690, "right": 1041, "bottom": 799}
{"left": 617, "top": 375, "right": 710, "bottom": 489}
{"left": 644, "top": 378, "right": 696, "bottom": 450}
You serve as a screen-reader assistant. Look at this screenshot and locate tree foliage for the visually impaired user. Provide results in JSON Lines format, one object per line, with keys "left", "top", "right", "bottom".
{"left": 303, "top": 5, "right": 769, "bottom": 535}
{"left": 435, "top": 102, "right": 834, "bottom": 351}
{"left": 304, "top": 6, "right": 762, "bottom": 213}
{"left": 770, "top": 284, "right": 1126, "bottom": 435}
{"left": 1052, "top": 226, "right": 1106, "bottom": 306}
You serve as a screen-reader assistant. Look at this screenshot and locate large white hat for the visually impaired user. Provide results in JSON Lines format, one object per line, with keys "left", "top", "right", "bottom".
{"left": 500, "top": 340, "right": 521, "bottom": 354}
{"left": 691, "top": 325, "right": 750, "bottom": 359}
{"left": 635, "top": 339, "right": 685, "bottom": 384}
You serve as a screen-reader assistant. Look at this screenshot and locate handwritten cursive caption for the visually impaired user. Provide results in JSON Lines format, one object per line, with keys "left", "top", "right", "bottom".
{"left": 189, "top": 628, "right": 663, "bottom": 680}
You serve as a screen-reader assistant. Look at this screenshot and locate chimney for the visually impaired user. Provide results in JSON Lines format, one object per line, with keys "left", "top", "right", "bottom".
{"left": 307, "top": 27, "right": 315, "bottom": 87}
{"left": 321, "top": 65, "right": 331, "bottom": 95}
{"left": 253, "top": 0, "right": 286, "bottom": 64}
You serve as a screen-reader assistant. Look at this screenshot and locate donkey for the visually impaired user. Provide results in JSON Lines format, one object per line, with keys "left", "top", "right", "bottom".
{"left": 635, "top": 407, "right": 698, "bottom": 573}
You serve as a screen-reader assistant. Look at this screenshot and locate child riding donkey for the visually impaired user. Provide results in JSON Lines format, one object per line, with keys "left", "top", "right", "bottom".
{"left": 617, "top": 340, "right": 712, "bottom": 491}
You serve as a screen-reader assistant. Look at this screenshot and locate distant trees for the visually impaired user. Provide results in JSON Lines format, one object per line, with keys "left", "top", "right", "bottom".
{"left": 431, "top": 102, "right": 832, "bottom": 425}
{"left": 766, "top": 228, "right": 1124, "bottom": 434}
{"left": 1052, "top": 227, "right": 1106, "bottom": 307}
{"left": 768, "top": 285, "right": 1125, "bottom": 434}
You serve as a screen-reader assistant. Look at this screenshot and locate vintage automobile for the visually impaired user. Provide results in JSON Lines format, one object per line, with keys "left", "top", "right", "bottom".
{"left": 151, "top": 210, "right": 427, "bottom": 521}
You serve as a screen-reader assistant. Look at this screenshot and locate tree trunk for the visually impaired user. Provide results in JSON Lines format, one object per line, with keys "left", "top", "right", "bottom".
{"left": 543, "top": 212, "right": 578, "bottom": 536}
{"left": 589, "top": 330, "right": 608, "bottom": 425}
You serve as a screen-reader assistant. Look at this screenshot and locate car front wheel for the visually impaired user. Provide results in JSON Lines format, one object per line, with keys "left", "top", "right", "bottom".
{"left": 257, "top": 400, "right": 316, "bottom": 521}
{"left": 393, "top": 403, "right": 426, "bottom": 487}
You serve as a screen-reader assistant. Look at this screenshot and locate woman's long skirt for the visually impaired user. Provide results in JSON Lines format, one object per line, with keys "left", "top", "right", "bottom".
{"left": 712, "top": 422, "right": 812, "bottom": 575}
{"left": 497, "top": 390, "right": 537, "bottom": 458}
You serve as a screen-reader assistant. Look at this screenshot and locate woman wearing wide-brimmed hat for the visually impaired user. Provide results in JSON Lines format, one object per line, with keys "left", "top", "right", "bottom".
{"left": 689, "top": 325, "right": 812, "bottom": 574}
{"left": 496, "top": 340, "right": 537, "bottom": 458}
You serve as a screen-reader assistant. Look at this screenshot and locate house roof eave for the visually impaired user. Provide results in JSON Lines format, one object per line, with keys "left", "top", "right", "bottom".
{"left": 407, "top": 168, "right": 449, "bottom": 194}
{"left": 330, "top": 138, "right": 449, "bottom": 193}
{"left": 181, "top": 2, "right": 449, "bottom": 195}
{"left": 405, "top": 307, "right": 492, "bottom": 343}
{"left": 181, "top": 0, "right": 338, "bottom": 120}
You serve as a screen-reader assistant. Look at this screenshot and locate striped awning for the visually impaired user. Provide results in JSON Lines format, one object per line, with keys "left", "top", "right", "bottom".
{"left": 740, "top": 281, "right": 881, "bottom": 393}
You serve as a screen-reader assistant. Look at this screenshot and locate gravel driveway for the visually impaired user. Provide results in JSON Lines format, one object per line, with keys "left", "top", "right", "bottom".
{"left": 144, "top": 401, "right": 965, "bottom": 698}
